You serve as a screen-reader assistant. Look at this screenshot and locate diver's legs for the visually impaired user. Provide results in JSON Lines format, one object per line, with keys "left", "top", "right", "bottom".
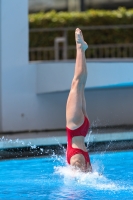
{"left": 66, "top": 28, "right": 88, "bottom": 129}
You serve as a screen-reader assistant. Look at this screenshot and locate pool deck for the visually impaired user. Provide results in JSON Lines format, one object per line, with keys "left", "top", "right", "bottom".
{"left": 0, "top": 128, "right": 133, "bottom": 149}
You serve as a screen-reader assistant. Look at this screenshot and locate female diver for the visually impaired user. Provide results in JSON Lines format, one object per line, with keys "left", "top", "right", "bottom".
{"left": 66, "top": 28, "right": 92, "bottom": 172}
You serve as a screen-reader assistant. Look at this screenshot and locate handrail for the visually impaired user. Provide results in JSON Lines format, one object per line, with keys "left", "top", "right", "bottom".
{"left": 29, "top": 24, "right": 133, "bottom": 61}
{"left": 30, "top": 24, "right": 133, "bottom": 32}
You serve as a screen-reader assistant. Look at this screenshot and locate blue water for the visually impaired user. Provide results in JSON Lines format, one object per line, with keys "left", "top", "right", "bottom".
{"left": 0, "top": 151, "right": 133, "bottom": 200}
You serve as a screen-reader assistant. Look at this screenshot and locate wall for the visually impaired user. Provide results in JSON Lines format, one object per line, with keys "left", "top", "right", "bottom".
{"left": 0, "top": 0, "right": 29, "bottom": 132}
{"left": 1, "top": 60, "right": 133, "bottom": 132}
{"left": 36, "top": 61, "right": 133, "bottom": 93}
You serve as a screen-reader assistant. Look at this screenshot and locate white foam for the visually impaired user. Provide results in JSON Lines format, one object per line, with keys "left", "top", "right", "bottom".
{"left": 54, "top": 163, "right": 133, "bottom": 192}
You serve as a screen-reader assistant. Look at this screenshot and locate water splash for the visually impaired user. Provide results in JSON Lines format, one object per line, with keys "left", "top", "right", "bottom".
{"left": 54, "top": 160, "right": 133, "bottom": 192}
{"left": 51, "top": 151, "right": 66, "bottom": 166}
{"left": 0, "top": 136, "right": 26, "bottom": 146}
{"left": 86, "top": 129, "right": 92, "bottom": 149}
{"left": 53, "top": 137, "right": 66, "bottom": 154}
{"left": 31, "top": 145, "right": 37, "bottom": 149}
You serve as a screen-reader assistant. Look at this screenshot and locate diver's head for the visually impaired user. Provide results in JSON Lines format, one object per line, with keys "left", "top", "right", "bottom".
{"left": 70, "top": 154, "right": 92, "bottom": 173}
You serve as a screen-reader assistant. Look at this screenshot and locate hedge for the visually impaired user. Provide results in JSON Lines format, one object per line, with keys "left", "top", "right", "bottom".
{"left": 29, "top": 7, "right": 133, "bottom": 48}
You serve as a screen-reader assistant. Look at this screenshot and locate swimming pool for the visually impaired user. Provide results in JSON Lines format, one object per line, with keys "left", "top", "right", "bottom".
{"left": 0, "top": 150, "right": 133, "bottom": 199}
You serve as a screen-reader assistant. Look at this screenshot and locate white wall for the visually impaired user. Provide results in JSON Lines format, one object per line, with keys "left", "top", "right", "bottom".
{"left": 0, "top": 0, "right": 29, "bottom": 132}
{"left": 0, "top": 0, "right": 133, "bottom": 132}
{"left": 36, "top": 61, "right": 133, "bottom": 93}
{"left": 2, "top": 60, "right": 133, "bottom": 132}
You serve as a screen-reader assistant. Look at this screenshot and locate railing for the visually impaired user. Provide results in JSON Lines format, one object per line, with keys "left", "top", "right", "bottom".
{"left": 29, "top": 25, "right": 133, "bottom": 61}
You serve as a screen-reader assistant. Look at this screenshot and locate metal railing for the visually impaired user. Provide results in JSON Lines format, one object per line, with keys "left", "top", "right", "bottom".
{"left": 29, "top": 25, "right": 133, "bottom": 61}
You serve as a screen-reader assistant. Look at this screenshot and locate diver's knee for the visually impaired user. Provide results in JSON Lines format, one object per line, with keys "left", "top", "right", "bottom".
{"left": 71, "top": 78, "right": 85, "bottom": 90}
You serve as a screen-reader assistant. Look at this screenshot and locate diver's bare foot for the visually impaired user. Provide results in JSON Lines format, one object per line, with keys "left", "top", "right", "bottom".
{"left": 75, "top": 28, "right": 88, "bottom": 51}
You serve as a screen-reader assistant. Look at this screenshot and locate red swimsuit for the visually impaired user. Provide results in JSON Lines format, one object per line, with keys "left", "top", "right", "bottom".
{"left": 66, "top": 116, "right": 91, "bottom": 166}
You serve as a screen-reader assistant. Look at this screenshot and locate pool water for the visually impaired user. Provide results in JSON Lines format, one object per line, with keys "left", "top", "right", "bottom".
{"left": 0, "top": 151, "right": 133, "bottom": 199}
